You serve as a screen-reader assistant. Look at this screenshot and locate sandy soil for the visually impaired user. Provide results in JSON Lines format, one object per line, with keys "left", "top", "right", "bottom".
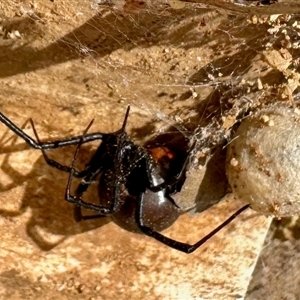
{"left": 1, "top": 0, "right": 300, "bottom": 299}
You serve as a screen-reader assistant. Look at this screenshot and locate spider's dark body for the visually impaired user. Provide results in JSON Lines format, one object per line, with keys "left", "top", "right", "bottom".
{"left": 0, "top": 106, "right": 250, "bottom": 253}
{"left": 92, "top": 144, "right": 182, "bottom": 232}
{"left": 59, "top": 108, "right": 185, "bottom": 229}
{"left": 74, "top": 120, "right": 182, "bottom": 232}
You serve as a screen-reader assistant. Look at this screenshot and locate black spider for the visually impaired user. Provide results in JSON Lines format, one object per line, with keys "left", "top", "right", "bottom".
{"left": 0, "top": 107, "right": 249, "bottom": 253}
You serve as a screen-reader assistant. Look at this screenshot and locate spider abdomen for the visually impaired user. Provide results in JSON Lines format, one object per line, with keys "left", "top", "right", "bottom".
{"left": 98, "top": 163, "right": 180, "bottom": 232}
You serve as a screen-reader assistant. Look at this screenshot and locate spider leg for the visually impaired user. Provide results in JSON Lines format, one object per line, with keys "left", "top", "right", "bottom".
{"left": 72, "top": 170, "right": 107, "bottom": 222}
{"left": 0, "top": 111, "right": 106, "bottom": 150}
{"left": 165, "top": 194, "right": 181, "bottom": 209}
{"left": 66, "top": 172, "right": 123, "bottom": 220}
{"left": 136, "top": 192, "right": 250, "bottom": 253}
{"left": 30, "top": 119, "right": 91, "bottom": 178}
{"left": 66, "top": 174, "right": 113, "bottom": 217}
{"left": 65, "top": 122, "right": 121, "bottom": 221}
{"left": 72, "top": 171, "right": 124, "bottom": 221}
{"left": 73, "top": 206, "right": 107, "bottom": 221}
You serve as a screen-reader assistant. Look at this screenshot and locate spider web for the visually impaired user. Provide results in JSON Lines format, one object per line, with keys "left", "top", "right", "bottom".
{"left": 2, "top": 0, "right": 300, "bottom": 209}
{"left": 54, "top": 1, "right": 300, "bottom": 145}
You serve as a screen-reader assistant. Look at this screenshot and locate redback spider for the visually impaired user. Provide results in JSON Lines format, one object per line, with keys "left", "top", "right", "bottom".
{"left": 0, "top": 107, "right": 249, "bottom": 253}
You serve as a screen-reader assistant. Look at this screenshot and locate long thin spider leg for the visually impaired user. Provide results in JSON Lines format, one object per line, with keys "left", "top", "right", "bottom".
{"left": 65, "top": 120, "right": 116, "bottom": 220}
{"left": 73, "top": 169, "right": 106, "bottom": 221}
{"left": 73, "top": 170, "right": 123, "bottom": 221}
{"left": 0, "top": 111, "right": 106, "bottom": 150}
{"left": 66, "top": 106, "right": 132, "bottom": 220}
{"left": 121, "top": 106, "right": 130, "bottom": 131}
{"left": 30, "top": 119, "right": 90, "bottom": 178}
{"left": 165, "top": 194, "right": 181, "bottom": 209}
{"left": 137, "top": 193, "right": 250, "bottom": 253}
